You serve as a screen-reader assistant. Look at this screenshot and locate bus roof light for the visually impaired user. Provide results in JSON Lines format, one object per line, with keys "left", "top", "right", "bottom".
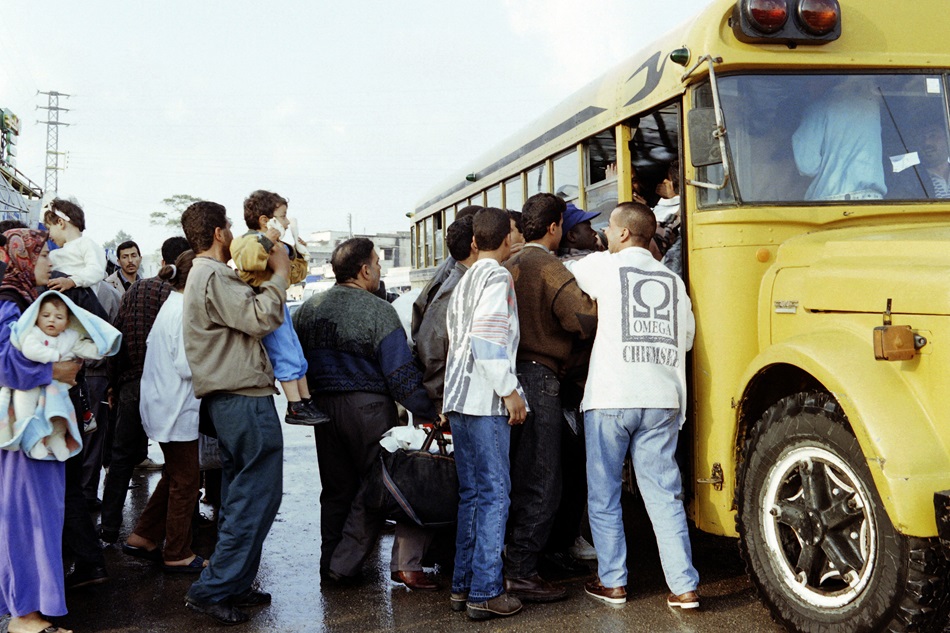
{"left": 745, "top": 0, "right": 788, "bottom": 34}
{"left": 732, "top": 0, "right": 840, "bottom": 44}
{"left": 797, "top": 0, "right": 839, "bottom": 35}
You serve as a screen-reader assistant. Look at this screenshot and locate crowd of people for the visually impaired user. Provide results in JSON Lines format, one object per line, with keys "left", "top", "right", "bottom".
{"left": 0, "top": 177, "right": 695, "bottom": 631}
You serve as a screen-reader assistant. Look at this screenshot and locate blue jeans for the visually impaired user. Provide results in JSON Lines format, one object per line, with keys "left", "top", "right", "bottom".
{"left": 187, "top": 394, "right": 283, "bottom": 604}
{"left": 585, "top": 408, "right": 698, "bottom": 595}
{"left": 449, "top": 412, "right": 511, "bottom": 602}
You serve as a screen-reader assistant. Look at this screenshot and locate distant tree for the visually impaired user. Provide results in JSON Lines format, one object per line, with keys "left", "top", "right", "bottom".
{"left": 103, "top": 230, "right": 134, "bottom": 252}
{"left": 150, "top": 194, "right": 202, "bottom": 229}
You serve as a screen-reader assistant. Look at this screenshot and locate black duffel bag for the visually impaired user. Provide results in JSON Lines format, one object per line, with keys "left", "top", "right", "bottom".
{"left": 380, "top": 424, "right": 458, "bottom": 527}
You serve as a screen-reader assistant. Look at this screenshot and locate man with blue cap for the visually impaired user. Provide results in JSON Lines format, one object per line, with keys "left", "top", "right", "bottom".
{"left": 558, "top": 203, "right": 602, "bottom": 259}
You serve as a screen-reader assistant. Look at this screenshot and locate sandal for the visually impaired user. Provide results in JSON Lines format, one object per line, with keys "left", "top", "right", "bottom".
{"left": 0, "top": 616, "right": 71, "bottom": 633}
{"left": 122, "top": 543, "right": 163, "bottom": 563}
{"left": 163, "top": 555, "right": 206, "bottom": 574}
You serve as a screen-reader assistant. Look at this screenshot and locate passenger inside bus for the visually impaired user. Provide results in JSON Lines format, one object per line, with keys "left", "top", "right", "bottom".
{"left": 911, "top": 124, "right": 950, "bottom": 198}
{"left": 792, "top": 77, "right": 886, "bottom": 201}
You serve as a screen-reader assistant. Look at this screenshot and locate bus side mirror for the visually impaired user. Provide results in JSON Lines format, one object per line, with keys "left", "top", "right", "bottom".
{"left": 688, "top": 107, "right": 722, "bottom": 167}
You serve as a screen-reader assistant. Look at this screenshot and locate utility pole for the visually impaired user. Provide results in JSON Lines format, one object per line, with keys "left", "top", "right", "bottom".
{"left": 36, "top": 91, "right": 70, "bottom": 196}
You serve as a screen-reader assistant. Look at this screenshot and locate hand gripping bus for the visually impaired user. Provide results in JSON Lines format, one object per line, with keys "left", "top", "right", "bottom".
{"left": 409, "top": 1, "right": 950, "bottom": 630}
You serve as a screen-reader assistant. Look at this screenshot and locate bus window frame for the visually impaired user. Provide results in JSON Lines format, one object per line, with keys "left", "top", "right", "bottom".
{"left": 504, "top": 173, "right": 524, "bottom": 211}
{"left": 433, "top": 211, "right": 444, "bottom": 265}
{"left": 526, "top": 161, "right": 551, "bottom": 198}
{"left": 486, "top": 183, "right": 502, "bottom": 209}
{"left": 691, "top": 69, "right": 950, "bottom": 210}
{"left": 553, "top": 146, "right": 581, "bottom": 204}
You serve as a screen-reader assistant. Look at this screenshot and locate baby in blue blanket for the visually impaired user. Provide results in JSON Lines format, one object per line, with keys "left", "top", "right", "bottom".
{"left": 11, "top": 294, "right": 105, "bottom": 460}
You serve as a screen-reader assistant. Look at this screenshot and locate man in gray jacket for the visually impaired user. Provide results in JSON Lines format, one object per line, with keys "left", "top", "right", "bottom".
{"left": 180, "top": 201, "right": 290, "bottom": 625}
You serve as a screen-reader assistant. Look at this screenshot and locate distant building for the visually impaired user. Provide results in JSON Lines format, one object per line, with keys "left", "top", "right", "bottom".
{"left": 301, "top": 229, "right": 412, "bottom": 299}
{"left": 305, "top": 229, "right": 410, "bottom": 278}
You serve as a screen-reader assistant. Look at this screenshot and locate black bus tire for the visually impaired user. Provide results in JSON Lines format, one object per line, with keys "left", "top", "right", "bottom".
{"left": 736, "top": 391, "right": 949, "bottom": 633}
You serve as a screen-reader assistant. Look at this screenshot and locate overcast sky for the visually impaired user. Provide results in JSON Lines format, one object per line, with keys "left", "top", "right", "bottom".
{"left": 1, "top": 0, "right": 714, "bottom": 255}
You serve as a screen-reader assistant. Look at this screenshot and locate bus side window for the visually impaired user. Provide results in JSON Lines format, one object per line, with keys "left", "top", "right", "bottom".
{"left": 554, "top": 148, "right": 579, "bottom": 203}
{"left": 627, "top": 106, "right": 679, "bottom": 208}
{"left": 585, "top": 130, "right": 618, "bottom": 226}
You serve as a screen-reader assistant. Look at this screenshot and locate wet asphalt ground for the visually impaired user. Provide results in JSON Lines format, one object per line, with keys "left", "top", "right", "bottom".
{"left": 56, "top": 395, "right": 785, "bottom": 633}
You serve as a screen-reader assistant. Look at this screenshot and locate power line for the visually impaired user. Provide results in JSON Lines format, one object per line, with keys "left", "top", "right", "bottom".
{"left": 36, "top": 91, "right": 71, "bottom": 196}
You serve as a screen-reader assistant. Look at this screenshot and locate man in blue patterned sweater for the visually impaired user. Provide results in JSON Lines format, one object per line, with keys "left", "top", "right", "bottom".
{"left": 293, "top": 237, "right": 438, "bottom": 585}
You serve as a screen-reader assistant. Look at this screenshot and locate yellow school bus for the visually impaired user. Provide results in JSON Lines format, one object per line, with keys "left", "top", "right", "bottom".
{"left": 410, "top": 1, "right": 950, "bottom": 630}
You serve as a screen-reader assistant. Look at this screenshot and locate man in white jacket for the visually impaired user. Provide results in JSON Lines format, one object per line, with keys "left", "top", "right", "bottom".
{"left": 570, "top": 201, "right": 700, "bottom": 610}
{"left": 443, "top": 207, "right": 527, "bottom": 621}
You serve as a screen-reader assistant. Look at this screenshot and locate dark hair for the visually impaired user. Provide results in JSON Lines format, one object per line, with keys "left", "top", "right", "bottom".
{"left": 521, "top": 193, "right": 565, "bottom": 241}
{"left": 43, "top": 198, "right": 86, "bottom": 232}
{"left": 39, "top": 294, "right": 68, "bottom": 316}
{"left": 331, "top": 237, "right": 375, "bottom": 283}
{"left": 161, "top": 236, "right": 191, "bottom": 265}
{"left": 116, "top": 240, "right": 140, "bottom": 258}
{"left": 446, "top": 216, "right": 475, "bottom": 261}
{"left": 456, "top": 205, "right": 483, "bottom": 221}
{"left": 0, "top": 220, "right": 28, "bottom": 234}
{"left": 182, "top": 201, "right": 229, "bottom": 253}
{"left": 613, "top": 201, "right": 657, "bottom": 243}
{"left": 244, "top": 190, "right": 288, "bottom": 230}
{"left": 508, "top": 210, "right": 523, "bottom": 235}
{"left": 473, "top": 208, "right": 510, "bottom": 251}
{"left": 668, "top": 160, "right": 680, "bottom": 193}
{"left": 158, "top": 249, "right": 196, "bottom": 291}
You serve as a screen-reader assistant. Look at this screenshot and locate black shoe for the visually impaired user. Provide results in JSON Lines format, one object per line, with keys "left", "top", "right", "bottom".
{"left": 320, "top": 569, "right": 362, "bottom": 587}
{"left": 285, "top": 400, "right": 330, "bottom": 426}
{"left": 503, "top": 574, "right": 568, "bottom": 602}
{"left": 185, "top": 596, "right": 250, "bottom": 625}
{"left": 66, "top": 563, "right": 109, "bottom": 589}
{"left": 231, "top": 588, "right": 272, "bottom": 608}
{"left": 97, "top": 525, "right": 119, "bottom": 544}
{"left": 303, "top": 399, "right": 331, "bottom": 425}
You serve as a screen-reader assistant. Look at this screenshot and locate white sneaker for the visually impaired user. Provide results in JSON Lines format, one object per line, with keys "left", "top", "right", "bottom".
{"left": 569, "top": 536, "right": 597, "bottom": 561}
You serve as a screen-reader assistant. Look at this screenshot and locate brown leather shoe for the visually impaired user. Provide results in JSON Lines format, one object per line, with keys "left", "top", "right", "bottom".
{"left": 466, "top": 592, "right": 522, "bottom": 620}
{"left": 503, "top": 574, "right": 568, "bottom": 602}
{"left": 585, "top": 577, "right": 626, "bottom": 604}
{"left": 667, "top": 590, "right": 700, "bottom": 609}
{"left": 391, "top": 570, "right": 440, "bottom": 591}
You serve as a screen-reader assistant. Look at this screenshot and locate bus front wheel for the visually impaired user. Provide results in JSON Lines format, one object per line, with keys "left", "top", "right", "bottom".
{"left": 736, "top": 391, "right": 948, "bottom": 633}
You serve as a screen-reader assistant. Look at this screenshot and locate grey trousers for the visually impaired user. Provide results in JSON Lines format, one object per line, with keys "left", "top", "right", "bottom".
{"left": 315, "top": 391, "right": 432, "bottom": 576}
{"left": 327, "top": 453, "right": 434, "bottom": 577}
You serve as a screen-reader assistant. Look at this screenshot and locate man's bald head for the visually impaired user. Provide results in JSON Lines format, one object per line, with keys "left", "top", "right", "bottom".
{"left": 608, "top": 201, "right": 656, "bottom": 252}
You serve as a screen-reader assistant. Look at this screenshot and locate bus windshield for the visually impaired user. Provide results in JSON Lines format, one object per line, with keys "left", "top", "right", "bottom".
{"left": 698, "top": 74, "right": 950, "bottom": 206}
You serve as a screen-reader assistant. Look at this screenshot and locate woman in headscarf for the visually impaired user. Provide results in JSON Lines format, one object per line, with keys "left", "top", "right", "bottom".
{"left": 0, "top": 229, "right": 82, "bottom": 633}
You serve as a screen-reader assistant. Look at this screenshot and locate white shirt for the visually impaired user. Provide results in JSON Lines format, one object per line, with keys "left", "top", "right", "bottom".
{"left": 653, "top": 196, "right": 680, "bottom": 223}
{"left": 49, "top": 235, "right": 107, "bottom": 288}
{"left": 571, "top": 247, "right": 694, "bottom": 425}
{"left": 139, "top": 292, "right": 200, "bottom": 442}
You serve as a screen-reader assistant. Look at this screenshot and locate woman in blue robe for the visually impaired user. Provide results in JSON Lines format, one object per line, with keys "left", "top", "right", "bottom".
{"left": 0, "top": 229, "right": 82, "bottom": 633}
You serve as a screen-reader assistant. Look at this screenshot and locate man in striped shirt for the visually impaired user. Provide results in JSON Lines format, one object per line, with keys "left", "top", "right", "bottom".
{"left": 444, "top": 207, "right": 527, "bottom": 621}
